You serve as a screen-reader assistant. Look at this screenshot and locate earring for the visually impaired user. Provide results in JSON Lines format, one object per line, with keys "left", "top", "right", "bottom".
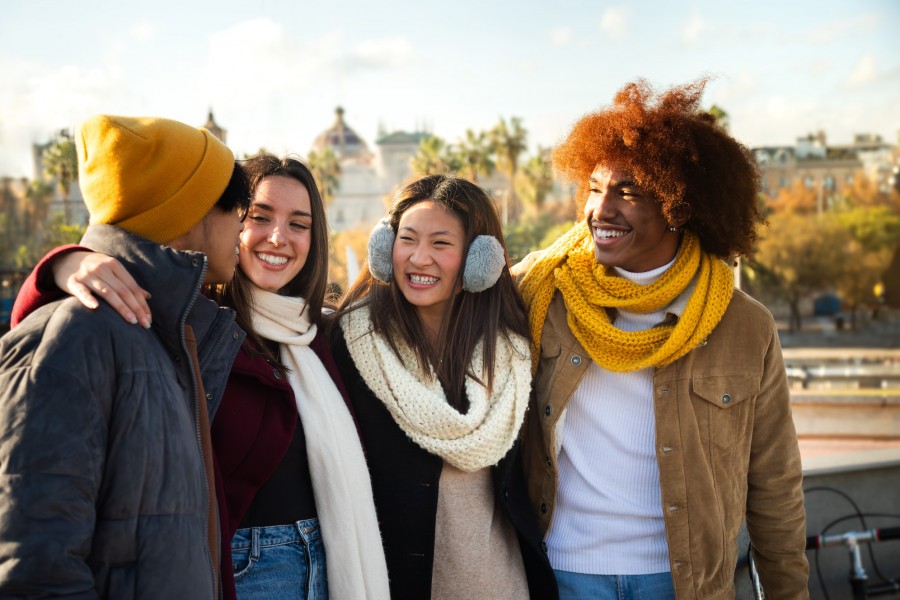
{"left": 366, "top": 217, "right": 506, "bottom": 292}
{"left": 667, "top": 225, "right": 679, "bottom": 233}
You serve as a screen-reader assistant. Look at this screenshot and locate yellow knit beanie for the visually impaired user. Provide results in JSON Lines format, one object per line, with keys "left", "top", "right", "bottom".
{"left": 76, "top": 114, "right": 235, "bottom": 244}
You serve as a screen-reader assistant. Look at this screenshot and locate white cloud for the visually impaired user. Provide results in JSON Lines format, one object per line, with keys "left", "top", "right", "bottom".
{"left": 682, "top": 16, "right": 710, "bottom": 45}
{"left": 845, "top": 54, "right": 878, "bottom": 88}
{"left": 130, "top": 23, "right": 157, "bottom": 43}
{"left": 803, "top": 13, "right": 879, "bottom": 45}
{"left": 708, "top": 73, "right": 759, "bottom": 105}
{"left": 345, "top": 37, "right": 413, "bottom": 70}
{"left": 599, "top": 7, "right": 630, "bottom": 39}
{"left": 550, "top": 27, "right": 572, "bottom": 47}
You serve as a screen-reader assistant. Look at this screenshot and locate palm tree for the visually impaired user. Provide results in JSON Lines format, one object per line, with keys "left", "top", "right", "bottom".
{"left": 42, "top": 132, "right": 78, "bottom": 225}
{"left": 517, "top": 151, "right": 554, "bottom": 212}
{"left": 307, "top": 147, "right": 342, "bottom": 207}
{"left": 411, "top": 135, "right": 458, "bottom": 176}
{"left": 490, "top": 117, "right": 527, "bottom": 220}
{"left": 456, "top": 129, "right": 495, "bottom": 184}
{"left": 24, "top": 180, "right": 53, "bottom": 239}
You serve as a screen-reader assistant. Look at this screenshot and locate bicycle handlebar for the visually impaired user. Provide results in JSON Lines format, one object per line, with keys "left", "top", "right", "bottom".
{"left": 806, "top": 526, "right": 900, "bottom": 550}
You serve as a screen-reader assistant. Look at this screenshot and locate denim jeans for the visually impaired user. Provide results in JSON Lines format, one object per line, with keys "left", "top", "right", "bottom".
{"left": 555, "top": 569, "right": 675, "bottom": 600}
{"left": 231, "top": 518, "right": 327, "bottom": 600}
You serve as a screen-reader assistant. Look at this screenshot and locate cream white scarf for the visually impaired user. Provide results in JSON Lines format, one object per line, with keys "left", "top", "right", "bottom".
{"left": 249, "top": 288, "right": 389, "bottom": 600}
{"left": 340, "top": 306, "right": 532, "bottom": 472}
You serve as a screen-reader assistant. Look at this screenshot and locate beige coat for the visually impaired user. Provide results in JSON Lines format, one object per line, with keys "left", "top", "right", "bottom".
{"left": 514, "top": 257, "right": 809, "bottom": 600}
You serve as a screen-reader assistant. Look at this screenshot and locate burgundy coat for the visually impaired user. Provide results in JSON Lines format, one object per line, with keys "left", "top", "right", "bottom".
{"left": 12, "top": 246, "right": 358, "bottom": 600}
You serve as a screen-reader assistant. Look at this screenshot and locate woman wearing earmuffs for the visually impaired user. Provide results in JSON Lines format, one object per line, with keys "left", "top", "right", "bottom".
{"left": 331, "top": 174, "right": 558, "bottom": 600}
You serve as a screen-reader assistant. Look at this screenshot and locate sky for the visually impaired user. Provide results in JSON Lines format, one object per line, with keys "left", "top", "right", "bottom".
{"left": 1, "top": 0, "right": 898, "bottom": 178}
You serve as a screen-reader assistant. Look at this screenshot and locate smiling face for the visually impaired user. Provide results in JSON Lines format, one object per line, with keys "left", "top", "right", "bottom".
{"left": 584, "top": 164, "right": 683, "bottom": 273}
{"left": 238, "top": 175, "right": 313, "bottom": 293}
{"left": 392, "top": 200, "right": 466, "bottom": 333}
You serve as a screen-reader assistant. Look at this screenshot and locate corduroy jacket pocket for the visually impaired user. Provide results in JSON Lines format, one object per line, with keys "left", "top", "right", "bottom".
{"left": 689, "top": 373, "right": 759, "bottom": 450}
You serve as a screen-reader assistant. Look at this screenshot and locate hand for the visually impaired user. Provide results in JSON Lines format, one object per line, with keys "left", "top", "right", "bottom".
{"left": 53, "top": 251, "right": 152, "bottom": 328}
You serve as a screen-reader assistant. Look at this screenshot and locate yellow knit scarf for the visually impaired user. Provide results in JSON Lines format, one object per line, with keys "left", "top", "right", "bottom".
{"left": 518, "top": 222, "right": 734, "bottom": 373}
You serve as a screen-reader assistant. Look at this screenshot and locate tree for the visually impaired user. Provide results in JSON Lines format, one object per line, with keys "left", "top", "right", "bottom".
{"left": 41, "top": 131, "right": 78, "bottom": 225}
{"left": 490, "top": 117, "right": 527, "bottom": 220}
{"left": 765, "top": 179, "right": 818, "bottom": 215}
{"left": 455, "top": 129, "right": 495, "bottom": 184}
{"left": 410, "top": 135, "right": 459, "bottom": 176}
{"left": 706, "top": 105, "right": 730, "bottom": 132}
{"left": 754, "top": 212, "right": 850, "bottom": 332}
{"left": 307, "top": 147, "right": 341, "bottom": 207}
{"left": 515, "top": 151, "right": 554, "bottom": 213}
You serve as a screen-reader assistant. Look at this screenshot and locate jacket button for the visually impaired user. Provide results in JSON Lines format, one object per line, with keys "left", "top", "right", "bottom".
{"left": 192, "top": 258, "right": 201, "bottom": 267}
{"left": 232, "top": 332, "right": 240, "bottom": 340}
{"left": 273, "top": 369, "right": 283, "bottom": 380}
{"left": 668, "top": 505, "right": 679, "bottom": 513}
{"left": 205, "top": 392, "right": 213, "bottom": 401}
{"left": 659, "top": 386, "right": 670, "bottom": 395}
{"left": 722, "top": 393, "right": 731, "bottom": 405}
{"left": 503, "top": 488, "right": 509, "bottom": 501}
{"left": 545, "top": 405, "right": 552, "bottom": 416}
{"left": 546, "top": 456, "right": 552, "bottom": 467}
{"left": 541, "top": 502, "right": 548, "bottom": 513}
{"left": 541, "top": 541, "right": 548, "bottom": 553}
{"left": 570, "top": 355, "right": 582, "bottom": 366}
{"left": 661, "top": 446, "right": 674, "bottom": 454}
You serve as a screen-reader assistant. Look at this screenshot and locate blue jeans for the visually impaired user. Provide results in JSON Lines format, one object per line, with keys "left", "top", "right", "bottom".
{"left": 231, "top": 519, "right": 327, "bottom": 600}
{"left": 555, "top": 569, "right": 675, "bottom": 600}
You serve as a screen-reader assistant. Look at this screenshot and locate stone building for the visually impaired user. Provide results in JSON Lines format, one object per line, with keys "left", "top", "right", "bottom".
{"left": 753, "top": 131, "right": 897, "bottom": 211}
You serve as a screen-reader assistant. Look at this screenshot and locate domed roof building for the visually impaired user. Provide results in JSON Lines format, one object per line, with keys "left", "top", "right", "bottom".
{"left": 311, "top": 107, "right": 429, "bottom": 234}
{"left": 312, "top": 107, "right": 372, "bottom": 163}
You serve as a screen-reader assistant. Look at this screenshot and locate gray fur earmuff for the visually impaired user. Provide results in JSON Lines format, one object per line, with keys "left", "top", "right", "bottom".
{"left": 462, "top": 235, "right": 505, "bottom": 292}
{"left": 367, "top": 217, "right": 395, "bottom": 283}
{"left": 366, "top": 217, "right": 506, "bottom": 293}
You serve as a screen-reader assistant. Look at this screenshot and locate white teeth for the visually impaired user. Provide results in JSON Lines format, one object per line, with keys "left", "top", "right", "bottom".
{"left": 409, "top": 274, "right": 438, "bottom": 285}
{"left": 257, "top": 253, "right": 288, "bottom": 266}
{"left": 595, "top": 228, "right": 626, "bottom": 239}
{"left": 234, "top": 247, "right": 240, "bottom": 255}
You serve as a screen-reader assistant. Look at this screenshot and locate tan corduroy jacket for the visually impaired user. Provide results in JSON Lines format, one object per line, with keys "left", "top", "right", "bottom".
{"left": 514, "top": 257, "right": 809, "bottom": 600}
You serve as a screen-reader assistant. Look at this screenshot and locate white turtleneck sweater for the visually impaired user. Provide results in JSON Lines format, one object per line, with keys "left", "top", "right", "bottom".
{"left": 546, "top": 258, "right": 693, "bottom": 575}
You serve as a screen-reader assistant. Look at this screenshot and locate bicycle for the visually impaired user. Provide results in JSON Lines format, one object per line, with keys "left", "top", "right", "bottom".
{"left": 748, "top": 525, "right": 900, "bottom": 599}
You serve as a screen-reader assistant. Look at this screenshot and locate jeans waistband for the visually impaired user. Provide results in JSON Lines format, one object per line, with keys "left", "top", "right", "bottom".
{"left": 233, "top": 518, "right": 321, "bottom": 550}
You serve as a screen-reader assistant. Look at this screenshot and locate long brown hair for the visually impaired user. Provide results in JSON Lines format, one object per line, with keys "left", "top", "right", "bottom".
{"left": 209, "top": 152, "right": 330, "bottom": 367}
{"left": 337, "top": 174, "right": 528, "bottom": 411}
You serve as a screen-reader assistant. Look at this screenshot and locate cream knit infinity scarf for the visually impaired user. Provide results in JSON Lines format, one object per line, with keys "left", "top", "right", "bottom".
{"left": 249, "top": 288, "right": 389, "bottom": 600}
{"left": 341, "top": 306, "right": 532, "bottom": 472}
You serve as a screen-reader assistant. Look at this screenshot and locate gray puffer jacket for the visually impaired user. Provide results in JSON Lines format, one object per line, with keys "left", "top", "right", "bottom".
{"left": 0, "top": 225, "right": 245, "bottom": 599}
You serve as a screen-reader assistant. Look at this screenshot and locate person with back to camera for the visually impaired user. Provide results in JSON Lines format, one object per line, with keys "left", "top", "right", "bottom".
{"left": 513, "top": 79, "right": 809, "bottom": 599}
{"left": 332, "top": 174, "right": 559, "bottom": 599}
{"left": 9, "top": 153, "right": 390, "bottom": 600}
{"left": 0, "top": 114, "right": 249, "bottom": 598}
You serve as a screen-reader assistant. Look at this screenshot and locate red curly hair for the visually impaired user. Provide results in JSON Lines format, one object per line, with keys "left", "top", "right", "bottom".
{"left": 552, "top": 78, "right": 762, "bottom": 259}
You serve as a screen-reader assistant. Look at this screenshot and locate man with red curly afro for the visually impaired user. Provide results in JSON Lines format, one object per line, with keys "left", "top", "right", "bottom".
{"left": 514, "top": 78, "right": 809, "bottom": 599}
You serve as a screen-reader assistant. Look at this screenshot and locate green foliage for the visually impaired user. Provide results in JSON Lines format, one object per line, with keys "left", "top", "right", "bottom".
{"left": 516, "top": 152, "right": 554, "bottom": 210}
{"left": 755, "top": 212, "right": 850, "bottom": 330}
{"left": 834, "top": 206, "right": 900, "bottom": 253}
{"left": 307, "top": 146, "right": 342, "bottom": 207}
{"left": 503, "top": 213, "right": 574, "bottom": 264}
{"left": 410, "top": 136, "right": 460, "bottom": 176}
{"left": 456, "top": 129, "right": 495, "bottom": 183}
